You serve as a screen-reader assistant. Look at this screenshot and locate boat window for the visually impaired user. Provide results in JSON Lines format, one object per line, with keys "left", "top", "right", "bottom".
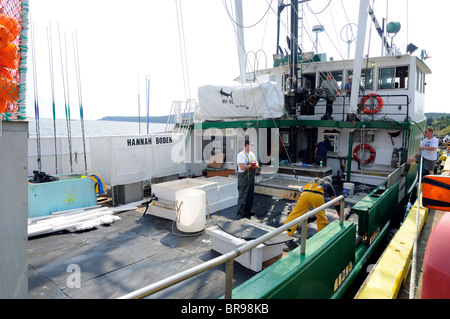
{"left": 423, "top": 73, "right": 426, "bottom": 93}
{"left": 378, "top": 66, "right": 409, "bottom": 90}
{"left": 416, "top": 67, "right": 420, "bottom": 92}
{"left": 319, "top": 71, "right": 343, "bottom": 88}
{"left": 348, "top": 69, "right": 373, "bottom": 90}
{"left": 300, "top": 73, "right": 316, "bottom": 90}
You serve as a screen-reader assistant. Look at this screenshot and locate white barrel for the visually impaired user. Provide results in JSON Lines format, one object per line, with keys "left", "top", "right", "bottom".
{"left": 343, "top": 182, "right": 354, "bottom": 197}
{"left": 176, "top": 188, "right": 206, "bottom": 233}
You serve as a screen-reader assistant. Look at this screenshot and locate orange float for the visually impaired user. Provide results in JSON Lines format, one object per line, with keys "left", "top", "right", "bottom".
{"left": 421, "top": 212, "right": 450, "bottom": 298}
{"left": 0, "top": 98, "right": 7, "bottom": 113}
{"left": 0, "top": 75, "right": 18, "bottom": 102}
{"left": 0, "top": 13, "right": 20, "bottom": 112}
{"left": 0, "top": 13, "right": 18, "bottom": 41}
{"left": 0, "top": 66, "right": 13, "bottom": 80}
{"left": 0, "top": 25, "right": 11, "bottom": 48}
{"left": 0, "top": 42, "right": 18, "bottom": 68}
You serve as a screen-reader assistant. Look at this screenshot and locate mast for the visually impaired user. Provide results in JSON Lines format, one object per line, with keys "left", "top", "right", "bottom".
{"left": 290, "top": 0, "right": 298, "bottom": 91}
{"left": 349, "top": 0, "right": 370, "bottom": 114}
{"left": 234, "top": 0, "right": 246, "bottom": 84}
{"left": 368, "top": 6, "right": 390, "bottom": 56}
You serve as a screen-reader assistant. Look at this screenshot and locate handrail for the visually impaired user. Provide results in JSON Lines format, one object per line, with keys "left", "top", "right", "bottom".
{"left": 118, "top": 195, "right": 345, "bottom": 299}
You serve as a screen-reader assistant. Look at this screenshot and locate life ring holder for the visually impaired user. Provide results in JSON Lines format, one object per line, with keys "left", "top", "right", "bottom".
{"left": 360, "top": 94, "right": 383, "bottom": 114}
{"left": 353, "top": 144, "right": 376, "bottom": 165}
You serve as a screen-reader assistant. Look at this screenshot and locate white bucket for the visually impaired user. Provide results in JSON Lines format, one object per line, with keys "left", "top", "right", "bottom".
{"left": 343, "top": 182, "right": 354, "bottom": 197}
{"left": 176, "top": 188, "right": 206, "bottom": 233}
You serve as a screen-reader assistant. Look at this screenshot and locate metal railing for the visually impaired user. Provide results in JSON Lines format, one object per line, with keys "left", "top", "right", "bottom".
{"left": 118, "top": 195, "right": 345, "bottom": 299}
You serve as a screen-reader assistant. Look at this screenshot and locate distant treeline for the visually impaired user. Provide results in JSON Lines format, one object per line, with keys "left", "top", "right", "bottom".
{"left": 99, "top": 112, "right": 195, "bottom": 123}
{"left": 100, "top": 115, "right": 172, "bottom": 123}
{"left": 426, "top": 113, "right": 450, "bottom": 136}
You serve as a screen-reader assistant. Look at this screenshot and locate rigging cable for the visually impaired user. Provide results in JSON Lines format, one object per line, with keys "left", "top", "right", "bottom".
{"left": 31, "top": 22, "right": 41, "bottom": 172}
{"left": 72, "top": 29, "right": 88, "bottom": 175}
{"left": 47, "top": 22, "right": 58, "bottom": 174}
{"left": 305, "top": 0, "right": 333, "bottom": 15}
{"left": 233, "top": 6, "right": 300, "bottom": 177}
{"left": 175, "top": 0, "right": 191, "bottom": 101}
{"left": 58, "top": 23, "right": 73, "bottom": 173}
{"left": 223, "top": 0, "right": 273, "bottom": 29}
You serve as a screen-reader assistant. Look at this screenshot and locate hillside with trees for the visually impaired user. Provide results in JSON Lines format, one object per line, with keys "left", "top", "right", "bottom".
{"left": 426, "top": 113, "right": 450, "bottom": 137}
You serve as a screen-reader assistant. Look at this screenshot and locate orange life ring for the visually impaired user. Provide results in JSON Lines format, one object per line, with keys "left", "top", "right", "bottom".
{"left": 353, "top": 144, "right": 376, "bottom": 165}
{"left": 360, "top": 93, "right": 383, "bottom": 114}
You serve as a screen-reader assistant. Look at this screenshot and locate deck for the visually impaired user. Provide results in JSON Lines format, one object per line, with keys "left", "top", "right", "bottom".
{"left": 27, "top": 192, "right": 300, "bottom": 299}
{"left": 27, "top": 179, "right": 354, "bottom": 299}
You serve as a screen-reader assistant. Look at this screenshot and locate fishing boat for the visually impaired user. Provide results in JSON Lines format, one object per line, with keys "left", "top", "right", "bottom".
{"left": 0, "top": 0, "right": 437, "bottom": 300}
{"left": 166, "top": 0, "right": 429, "bottom": 299}
{"left": 118, "top": 0, "right": 432, "bottom": 299}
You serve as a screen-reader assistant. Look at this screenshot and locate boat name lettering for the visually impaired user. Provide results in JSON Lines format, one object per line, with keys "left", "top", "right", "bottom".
{"left": 334, "top": 261, "right": 353, "bottom": 291}
{"left": 126, "top": 137, "right": 173, "bottom": 146}
{"left": 127, "top": 138, "right": 152, "bottom": 146}
{"left": 155, "top": 136, "right": 173, "bottom": 144}
{"left": 369, "top": 227, "right": 380, "bottom": 245}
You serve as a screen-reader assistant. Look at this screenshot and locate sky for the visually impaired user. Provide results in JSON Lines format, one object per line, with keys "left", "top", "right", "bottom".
{"left": 27, "top": 0, "right": 447, "bottom": 120}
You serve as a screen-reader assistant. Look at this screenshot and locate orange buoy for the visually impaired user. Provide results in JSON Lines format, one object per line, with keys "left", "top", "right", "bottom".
{"left": 0, "top": 98, "right": 7, "bottom": 113}
{"left": 0, "top": 75, "right": 18, "bottom": 102}
{"left": 0, "top": 13, "right": 19, "bottom": 42}
{"left": 0, "top": 42, "right": 18, "bottom": 69}
{"left": 0, "top": 24, "right": 11, "bottom": 48}
{"left": 421, "top": 212, "right": 450, "bottom": 298}
{"left": 0, "top": 66, "right": 13, "bottom": 80}
{"left": 422, "top": 175, "right": 450, "bottom": 211}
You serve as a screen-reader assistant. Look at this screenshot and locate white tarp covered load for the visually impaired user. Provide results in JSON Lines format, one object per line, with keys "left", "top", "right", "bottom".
{"left": 197, "top": 81, "right": 284, "bottom": 120}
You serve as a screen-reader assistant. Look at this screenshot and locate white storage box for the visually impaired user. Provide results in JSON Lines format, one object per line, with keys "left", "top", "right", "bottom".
{"left": 206, "top": 223, "right": 285, "bottom": 272}
{"left": 152, "top": 178, "right": 218, "bottom": 203}
{"left": 198, "top": 176, "right": 237, "bottom": 199}
{"left": 148, "top": 199, "right": 177, "bottom": 220}
{"left": 207, "top": 195, "right": 238, "bottom": 214}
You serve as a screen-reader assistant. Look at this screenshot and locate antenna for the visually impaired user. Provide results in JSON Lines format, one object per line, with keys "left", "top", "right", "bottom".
{"left": 312, "top": 25, "right": 324, "bottom": 54}
{"left": 340, "top": 23, "right": 358, "bottom": 59}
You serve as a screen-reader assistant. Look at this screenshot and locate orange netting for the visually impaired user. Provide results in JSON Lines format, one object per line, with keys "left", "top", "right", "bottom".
{"left": 0, "top": 0, "right": 22, "bottom": 115}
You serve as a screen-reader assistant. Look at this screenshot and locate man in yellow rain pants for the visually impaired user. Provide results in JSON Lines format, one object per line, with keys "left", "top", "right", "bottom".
{"left": 284, "top": 176, "right": 340, "bottom": 236}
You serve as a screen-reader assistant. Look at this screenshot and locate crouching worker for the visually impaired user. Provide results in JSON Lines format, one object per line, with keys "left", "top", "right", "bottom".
{"left": 284, "top": 176, "right": 340, "bottom": 235}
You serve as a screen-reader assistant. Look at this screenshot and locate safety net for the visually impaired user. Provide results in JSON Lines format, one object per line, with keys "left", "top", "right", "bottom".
{"left": 0, "top": 0, "right": 27, "bottom": 120}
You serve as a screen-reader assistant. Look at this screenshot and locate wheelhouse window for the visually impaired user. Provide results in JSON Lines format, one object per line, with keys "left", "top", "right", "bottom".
{"left": 348, "top": 69, "right": 373, "bottom": 90}
{"left": 416, "top": 67, "right": 426, "bottom": 93}
{"left": 378, "top": 66, "right": 409, "bottom": 90}
{"left": 319, "top": 71, "right": 343, "bottom": 88}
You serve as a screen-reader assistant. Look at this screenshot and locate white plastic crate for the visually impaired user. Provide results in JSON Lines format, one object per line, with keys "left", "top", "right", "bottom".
{"left": 206, "top": 224, "right": 284, "bottom": 272}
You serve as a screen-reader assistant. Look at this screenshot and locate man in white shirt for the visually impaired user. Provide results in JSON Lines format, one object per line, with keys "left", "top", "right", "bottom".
{"left": 236, "top": 140, "right": 259, "bottom": 219}
{"left": 321, "top": 73, "right": 340, "bottom": 120}
{"left": 406, "top": 127, "right": 439, "bottom": 175}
